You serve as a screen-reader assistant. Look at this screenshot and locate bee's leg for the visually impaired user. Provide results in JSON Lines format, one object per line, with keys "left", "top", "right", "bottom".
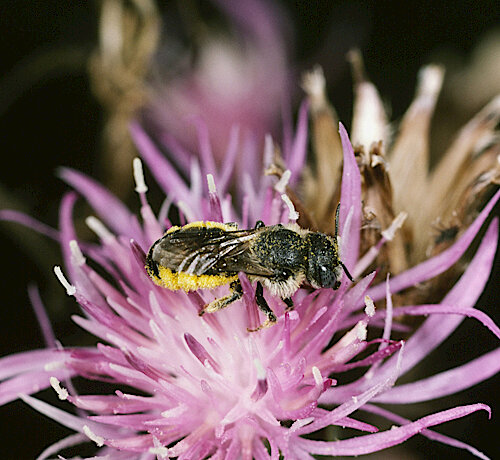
{"left": 199, "top": 280, "right": 243, "bottom": 316}
{"left": 247, "top": 282, "right": 277, "bottom": 332}
{"left": 283, "top": 297, "right": 294, "bottom": 311}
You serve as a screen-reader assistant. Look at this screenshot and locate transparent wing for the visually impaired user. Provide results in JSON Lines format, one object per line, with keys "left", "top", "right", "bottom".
{"left": 157, "top": 227, "right": 275, "bottom": 277}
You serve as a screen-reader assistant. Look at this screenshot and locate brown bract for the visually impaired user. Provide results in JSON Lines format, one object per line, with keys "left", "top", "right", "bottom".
{"left": 90, "top": 0, "right": 160, "bottom": 195}
{"left": 285, "top": 52, "right": 499, "bottom": 303}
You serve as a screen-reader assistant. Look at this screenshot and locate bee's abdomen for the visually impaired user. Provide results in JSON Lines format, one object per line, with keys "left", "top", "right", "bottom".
{"left": 145, "top": 223, "right": 239, "bottom": 291}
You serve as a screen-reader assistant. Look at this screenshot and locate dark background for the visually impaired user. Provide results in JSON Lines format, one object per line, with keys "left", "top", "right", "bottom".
{"left": 0, "top": 1, "right": 498, "bottom": 458}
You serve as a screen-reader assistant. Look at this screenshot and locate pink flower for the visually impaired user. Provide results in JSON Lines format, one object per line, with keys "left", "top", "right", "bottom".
{"left": 0, "top": 119, "right": 498, "bottom": 459}
{"left": 147, "top": 0, "right": 289, "bottom": 162}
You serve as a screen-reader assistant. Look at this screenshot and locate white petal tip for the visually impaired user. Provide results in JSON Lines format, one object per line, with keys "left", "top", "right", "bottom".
{"left": 83, "top": 425, "right": 104, "bottom": 447}
{"left": 311, "top": 366, "right": 323, "bottom": 386}
{"left": 69, "top": 240, "right": 86, "bottom": 267}
{"left": 149, "top": 446, "right": 169, "bottom": 458}
{"left": 133, "top": 157, "right": 148, "bottom": 194}
{"left": 418, "top": 65, "right": 445, "bottom": 97}
{"left": 364, "top": 295, "right": 376, "bottom": 317}
{"left": 207, "top": 174, "right": 216, "bottom": 194}
{"left": 253, "top": 358, "right": 266, "bottom": 380}
{"left": 50, "top": 376, "right": 68, "bottom": 400}
{"left": 301, "top": 65, "right": 326, "bottom": 98}
{"left": 381, "top": 212, "right": 408, "bottom": 241}
{"left": 355, "top": 321, "right": 368, "bottom": 341}
{"left": 85, "top": 216, "right": 114, "bottom": 242}
{"left": 274, "top": 169, "right": 291, "bottom": 193}
{"left": 281, "top": 194, "right": 299, "bottom": 221}
{"left": 53, "top": 266, "right": 76, "bottom": 296}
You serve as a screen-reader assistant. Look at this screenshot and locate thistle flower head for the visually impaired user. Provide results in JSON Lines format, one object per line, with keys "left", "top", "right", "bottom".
{"left": 146, "top": 0, "right": 289, "bottom": 162}
{"left": 1, "top": 3, "right": 499, "bottom": 457}
{"left": 0, "top": 115, "right": 498, "bottom": 459}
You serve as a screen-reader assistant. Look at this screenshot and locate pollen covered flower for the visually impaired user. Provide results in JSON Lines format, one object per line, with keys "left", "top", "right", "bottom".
{"left": 0, "top": 117, "right": 499, "bottom": 459}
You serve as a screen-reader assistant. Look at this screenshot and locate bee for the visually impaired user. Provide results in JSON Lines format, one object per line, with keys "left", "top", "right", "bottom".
{"left": 146, "top": 206, "right": 353, "bottom": 331}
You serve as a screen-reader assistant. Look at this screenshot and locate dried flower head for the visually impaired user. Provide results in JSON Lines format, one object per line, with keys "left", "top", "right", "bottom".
{"left": 301, "top": 53, "right": 499, "bottom": 304}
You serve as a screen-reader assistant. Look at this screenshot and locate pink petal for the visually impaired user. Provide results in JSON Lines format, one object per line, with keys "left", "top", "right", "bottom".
{"left": 0, "top": 349, "right": 71, "bottom": 380}
{"left": 346, "top": 302, "right": 500, "bottom": 341}
{"left": 363, "top": 403, "right": 490, "bottom": 460}
{"left": 367, "top": 193, "right": 500, "bottom": 302}
{"left": 386, "top": 304, "right": 499, "bottom": 338}
{"left": 59, "top": 168, "right": 141, "bottom": 239}
{"left": 69, "top": 394, "right": 157, "bottom": 414}
{"left": 300, "top": 370, "right": 400, "bottom": 435}
{"left": 59, "top": 191, "right": 79, "bottom": 280}
{"left": 343, "top": 271, "right": 376, "bottom": 313}
{"left": 159, "top": 131, "right": 193, "bottom": 175}
{"left": 333, "top": 340, "right": 403, "bottom": 372}
{"left": 184, "top": 333, "right": 221, "bottom": 374}
{"left": 373, "top": 347, "right": 500, "bottom": 404}
{"left": 378, "top": 217, "right": 498, "bottom": 378}
{"left": 36, "top": 433, "right": 88, "bottom": 460}
{"left": 296, "top": 404, "right": 490, "bottom": 456}
{"left": 208, "top": 188, "right": 223, "bottom": 222}
{"left": 190, "top": 116, "right": 217, "bottom": 177}
{"left": 287, "top": 100, "right": 309, "bottom": 181}
{"left": 0, "top": 209, "right": 59, "bottom": 240}
{"left": 89, "top": 413, "right": 157, "bottom": 429}
{"left": 130, "top": 122, "right": 191, "bottom": 203}
{"left": 334, "top": 416, "right": 378, "bottom": 433}
{"left": 338, "top": 122, "right": 362, "bottom": 272}
{"left": 0, "top": 368, "right": 76, "bottom": 405}
{"left": 20, "top": 393, "right": 122, "bottom": 438}
{"left": 218, "top": 125, "right": 241, "bottom": 193}
{"left": 28, "top": 284, "right": 56, "bottom": 348}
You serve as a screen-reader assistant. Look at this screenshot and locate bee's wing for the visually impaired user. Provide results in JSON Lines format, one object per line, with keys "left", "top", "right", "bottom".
{"left": 214, "top": 234, "right": 278, "bottom": 277}
{"left": 167, "top": 229, "right": 275, "bottom": 276}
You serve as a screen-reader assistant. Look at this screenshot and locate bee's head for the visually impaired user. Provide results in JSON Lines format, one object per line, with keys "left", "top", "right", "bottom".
{"left": 305, "top": 233, "right": 343, "bottom": 290}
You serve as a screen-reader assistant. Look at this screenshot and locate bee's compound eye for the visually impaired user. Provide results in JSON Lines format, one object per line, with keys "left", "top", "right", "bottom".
{"left": 318, "top": 265, "right": 340, "bottom": 289}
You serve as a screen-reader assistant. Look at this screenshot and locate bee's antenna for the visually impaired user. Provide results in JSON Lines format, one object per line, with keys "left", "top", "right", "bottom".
{"left": 341, "top": 261, "right": 354, "bottom": 282}
{"left": 335, "top": 203, "right": 340, "bottom": 241}
{"left": 335, "top": 203, "right": 354, "bottom": 283}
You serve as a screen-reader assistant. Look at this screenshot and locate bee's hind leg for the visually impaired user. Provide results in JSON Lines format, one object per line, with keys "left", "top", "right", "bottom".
{"left": 283, "top": 297, "right": 294, "bottom": 311}
{"left": 247, "top": 282, "right": 277, "bottom": 332}
{"left": 199, "top": 280, "right": 243, "bottom": 316}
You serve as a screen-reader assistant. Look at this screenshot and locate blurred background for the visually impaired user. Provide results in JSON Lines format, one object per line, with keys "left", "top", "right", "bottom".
{"left": 0, "top": 1, "right": 498, "bottom": 458}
